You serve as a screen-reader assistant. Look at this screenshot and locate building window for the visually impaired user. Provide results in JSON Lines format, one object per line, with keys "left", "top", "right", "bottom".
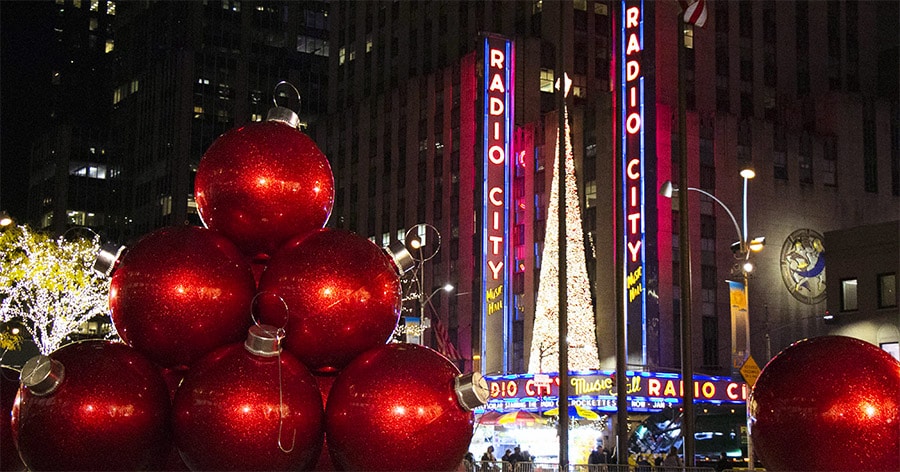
{"left": 879, "top": 273, "right": 897, "bottom": 308}
{"left": 702, "top": 315, "right": 718, "bottom": 367}
{"left": 864, "top": 102, "right": 878, "bottom": 193}
{"left": 841, "top": 278, "right": 858, "bottom": 311}
{"left": 799, "top": 133, "right": 813, "bottom": 184}
{"left": 823, "top": 137, "right": 837, "bottom": 187}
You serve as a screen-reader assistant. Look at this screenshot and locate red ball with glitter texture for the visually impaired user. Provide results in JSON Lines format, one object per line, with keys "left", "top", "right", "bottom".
{"left": 11, "top": 341, "right": 170, "bottom": 471}
{"left": 194, "top": 118, "right": 334, "bottom": 259}
{"left": 172, "top": 328, "right": 324, "bottom": 471}
{"left": 749, "top": 335, "right": 900, "bottom": 471}
{"left": 257, "top": 228, "right": 402, "bottom": 373}
{"left": 325, "top": 343, "right": 475, "bottom": 471}
{"left": 109, "top": 225, "right": 256, "bottom": 368}
{"left": 1, "top": 367, "right": 25, "bottom": 472}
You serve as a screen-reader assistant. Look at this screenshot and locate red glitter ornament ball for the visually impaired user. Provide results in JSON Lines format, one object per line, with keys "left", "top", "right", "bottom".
{"left": 173, "top": 326, "right": 325, "bottom": 471}
{"left": 1, "top": 367, "right": 24, "bottom": 472}
{"left": 109, "top": 225, "right": 256, "bottom": 368}
{"left": 11, "top": 341, "right": 171, "bottom": 471}
{"left": 749, "top": 335, "right": 900, "bottom": 471}
{"left": 194, "top": 117, "right": 334, "bottom": 259}
{"left": 257, "top": 228, "right": 403, "bottom": 373}
{"left": 325, "top": 344, "right": 479, "bottom": 471}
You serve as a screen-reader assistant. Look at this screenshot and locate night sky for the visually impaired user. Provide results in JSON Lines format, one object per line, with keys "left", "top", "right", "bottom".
{"left": 1, "top": 1, "right": 55, "bottom": 222}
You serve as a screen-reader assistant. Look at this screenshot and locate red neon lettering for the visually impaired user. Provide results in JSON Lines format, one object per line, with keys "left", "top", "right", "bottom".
{"left": 493, "top": 211, "right": 500, "bottom": 230}
{"left": 627, "top": 159, "right": 640, "bottom": 179}
{"left": 489, "top": 73, "right": 505, "bottom": 93}
{"left": 490, "top": 49, "right": 505, "bottom": 69}
{"left": 631, "top": 186, "right": 638, "bottom": 206}
{"left": 489, "top": 145, "right": 505, "bottom": 164}
{"left": 493, "top": 122, "right": 501, "bottom": 140}
{"left": 490, "top": 97, "right": 504, "bottom": 115}
{"left": 628, "top": 241, "right": 642, "bottom": 262}
{"left": 726, "top": 383, "right": 739, "bottom": 400}
{"left": 626, "top": 34, "right": 641, "bottom": 55}
{"left": 626, "top": 7, "right": 640, "bottom": 28}
{"left": 489, "top": 187, "right": 503, "bottom": 205}
{"left": 489, "top": 235, "right": 503, "bottom": 254}
{"left": 488, "top": 259, "right": 504, "bottom": 279}
{"left": 626, "top": 61, "right": 640, "bottom": 81}
{"left": 628, "top": 212, "right": 641, "bottom": 234}
{"left": 630, "top": 87, "right": 638, "bottom": 107}
{"left": 648, "top": 379, "right": 661, "bottom": 396}
{"left": 626, "top": 113, "right": 641, "bottom": 134}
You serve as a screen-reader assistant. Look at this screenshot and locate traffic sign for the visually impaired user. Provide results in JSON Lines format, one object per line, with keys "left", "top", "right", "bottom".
{"left": 740, "top": 356, "right": 761, "bottom": 387}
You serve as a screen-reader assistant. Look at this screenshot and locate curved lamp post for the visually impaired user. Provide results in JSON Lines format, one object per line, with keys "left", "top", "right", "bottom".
{"left": 660, "top": 168, "right": 764, "bottom": 468}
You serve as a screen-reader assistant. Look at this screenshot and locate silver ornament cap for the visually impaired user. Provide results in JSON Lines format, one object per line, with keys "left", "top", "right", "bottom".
{"left": 266, "top": 106, "right": 301, "bottom": 129}
{"left": 244, "top": 324, "right": 282, "bottom": 357}
{"left": 93, "top": 243, "right": 126, "bottom": 277}
{"left": 20, "top": 355, "right": 65, "bottom": 396}
{"left": 454, "top": 372, "right": 490, "bottom": 411}
{"left": 384, "top": 240, "right": 415, "bottom": 275}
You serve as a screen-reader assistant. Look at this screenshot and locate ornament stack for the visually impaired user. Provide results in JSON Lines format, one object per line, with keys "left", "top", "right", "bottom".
{"left": 8, "top": 83, "right": 488, "bottom": 471}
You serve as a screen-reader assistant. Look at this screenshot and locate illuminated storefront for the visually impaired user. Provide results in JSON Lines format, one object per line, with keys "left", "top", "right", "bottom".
{"left": 478, "top": 371, "right": 747, "bottom": 414}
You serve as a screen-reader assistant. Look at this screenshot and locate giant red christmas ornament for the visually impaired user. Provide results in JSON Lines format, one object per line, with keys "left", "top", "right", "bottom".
{"left": 173, "top": 325, "right": 325, "bottom": 471}
{"left": 11, "top": 341, "right": 170, "bottom": 471}
{"left": 194, "top": 105, "right": 334, "bottom": 259}
{"left": 325, "top": 343, "right": 489, "bottom": 471}
{"left": 109, "top": 225, "right": 256, "bottom": 368}
{"left": 257, "top": 228, "right": 412, "bottom": 373}
{"left": 1, "top": 366, "right": 24, "bottom": 472}
{"left": 749, "top": 335, "right": 900, "bottom": 471}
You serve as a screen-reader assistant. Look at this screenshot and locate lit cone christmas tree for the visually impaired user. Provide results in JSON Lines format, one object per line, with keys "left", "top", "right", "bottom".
{"left": 528, "top": 104, "right": 600, "bottom": 373}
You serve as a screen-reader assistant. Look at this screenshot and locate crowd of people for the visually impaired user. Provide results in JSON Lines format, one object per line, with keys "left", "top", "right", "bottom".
{"left": 464, "top": 444, "right": 732, "bottom": 472}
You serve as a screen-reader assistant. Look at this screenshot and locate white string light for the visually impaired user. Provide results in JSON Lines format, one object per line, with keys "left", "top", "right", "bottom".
{"left": 528, "top": 107, "right": 601, "bottom": 373}
{"left": 0, "top": 225, "right": 114, "bottom": 355}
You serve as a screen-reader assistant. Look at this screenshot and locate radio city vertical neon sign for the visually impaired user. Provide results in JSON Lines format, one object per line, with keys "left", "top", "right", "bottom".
{"left": 621, "top": 1, "right": 647, "bottom": 363}
{"left": 482, "top": 36, "right": 513, "bottom": 374}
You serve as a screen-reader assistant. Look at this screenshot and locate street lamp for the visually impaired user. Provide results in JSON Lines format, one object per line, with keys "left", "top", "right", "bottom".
{"left": 404, "top": 224, "right": 449, "bottom": 344}
{"left": 0, "top": 211, "right": 13, "bottom": 228}
{"left": 660, "top": 167, "right": 764, "bottom": 469}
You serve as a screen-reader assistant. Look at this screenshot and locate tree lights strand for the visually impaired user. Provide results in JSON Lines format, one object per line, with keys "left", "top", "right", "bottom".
{"left": 528, "top": 107, "right": 600, "bottom": 373}
{"left": 0, "top": 225, "right": 113, "bottom": 355}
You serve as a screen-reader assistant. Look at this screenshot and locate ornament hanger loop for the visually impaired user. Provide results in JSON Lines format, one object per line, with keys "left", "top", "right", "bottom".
{"left": 276, "top": 340, "right": 295, "bottom": 453}
{"left": 62, "top": 225, "right": 101, "bottom": 243}
{"left": 250, "top": 291, "right": 290, "bottom": 332}
{"left": 272, "top": 81, "right": 302, "bottom": 111}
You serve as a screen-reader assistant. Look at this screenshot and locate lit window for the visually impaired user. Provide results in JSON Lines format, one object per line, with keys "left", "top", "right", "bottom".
{"left": 194, "top": 106, "right": 204, "bottom": 118}
{"left": 841, "top": 278, "right": 858, "bottom": 311}
{"left": 160, "top": 196, "right": 173, "bottom": 216}
{"left": 539, "top": 69, "right": 554, "bottom": 93}
{"left": 106, "top": 1, "right": 115, "bottom": 15}
{"left": 594, "top": 3, "right": 608, "bottom": 15}
{"left": 683, "top": 25, "right": 694, "bottom": 49}
{"left": 878, "top": 273, "right": 897, "bottom": 308}
{"left": 130, "top": 79, "right": 138, "bottom": 93}
{"left": 90, "top": 0, "right": 98, "bottom": 11}
{"left": 89, "top": 18, "right": 98, "bottom": 31}
{"left": 339, "top": 47, "right": 346, "bottom": 65}
{"left": 366, "top": 35, "right": 373, "bottom": 53}
{"left": 250, "top": 113, "right": 263, "bottom": 122}
{"left": 105, "top": 39, "right": 114, "bottom": 53}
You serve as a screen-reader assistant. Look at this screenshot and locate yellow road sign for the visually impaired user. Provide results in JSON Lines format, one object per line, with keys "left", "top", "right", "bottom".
{"left": 740, "top": 356, "right": 761, "bottom": 387}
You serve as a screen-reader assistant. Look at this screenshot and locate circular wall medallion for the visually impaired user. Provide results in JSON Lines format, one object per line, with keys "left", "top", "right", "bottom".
{"left": 780, "top": 228, "right": 826, "bottom": 304}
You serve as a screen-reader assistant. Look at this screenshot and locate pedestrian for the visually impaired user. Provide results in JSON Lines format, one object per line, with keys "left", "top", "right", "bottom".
{"left": 464, "top": 452, "right": 476, "bottom": 472}
{"left": 662, "top": 446, "right": 683, "bottom": 467}
{"left": 482, "top": 446, "right": 498, "bottom": 472}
